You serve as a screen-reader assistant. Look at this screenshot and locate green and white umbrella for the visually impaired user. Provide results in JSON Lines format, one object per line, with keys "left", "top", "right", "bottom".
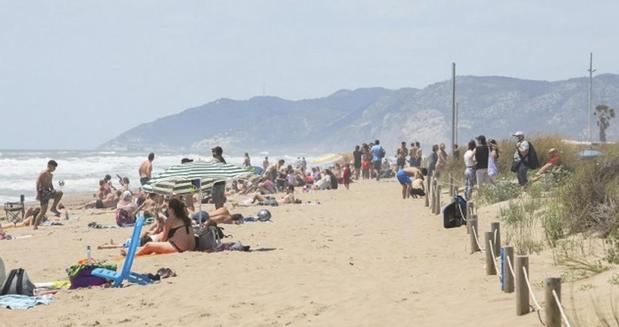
{"left": 142, "top": 160, "right": 254, "bottom": 195}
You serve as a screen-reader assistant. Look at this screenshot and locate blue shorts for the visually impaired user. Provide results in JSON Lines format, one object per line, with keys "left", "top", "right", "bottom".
{"left": 396, "top": 170, "right": 411, "bottom": 185}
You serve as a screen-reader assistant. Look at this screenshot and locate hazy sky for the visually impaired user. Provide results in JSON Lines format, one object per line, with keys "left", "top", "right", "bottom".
{"left": 1, "top": 0, "right": 617, "bottom": 149}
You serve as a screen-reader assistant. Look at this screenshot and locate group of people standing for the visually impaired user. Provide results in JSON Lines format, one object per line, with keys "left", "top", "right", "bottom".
{"left": 352, "top": 140, "right": 388, "bottom": 181}
{"left": 462, "top": 135, "right": 500, "bottom": 199}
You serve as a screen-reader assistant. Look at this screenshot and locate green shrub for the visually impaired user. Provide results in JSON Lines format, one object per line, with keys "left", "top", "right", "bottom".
{"left": 541, "top": 201, "right": 564, "bottom": 248}
{"left": 500, "top": 199, "right": 545, "bottom": 255}
{"left": 478, "top": 180, "right": 521, "bottom": 205}
{"left": 605, "top": 229, "right": 619, "bottom": 264}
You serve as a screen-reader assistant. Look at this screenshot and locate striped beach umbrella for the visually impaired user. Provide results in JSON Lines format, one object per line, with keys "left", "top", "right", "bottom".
{"left": 142, "top": 160, "right": 254, "bottom": 195}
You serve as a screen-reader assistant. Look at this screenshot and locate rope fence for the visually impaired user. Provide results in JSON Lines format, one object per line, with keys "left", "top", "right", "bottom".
{"left": 522, "top": 266, "right": 543, "bottom": 311}
{"left": 425, "top": 175, "right": 575, "bottom": 327}
{"left": 471, "top": 227, "right": 484, "bottom": 251}
{"left": 552, "top": 290, "right": 572, "bottom": 327}
{"left": 488, "top": 240, "right": 501, "bottom": 280}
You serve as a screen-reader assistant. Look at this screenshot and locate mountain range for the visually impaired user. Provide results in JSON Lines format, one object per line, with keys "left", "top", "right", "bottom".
{"left": 100, "top": 74, "right": 619, "bottom": 154}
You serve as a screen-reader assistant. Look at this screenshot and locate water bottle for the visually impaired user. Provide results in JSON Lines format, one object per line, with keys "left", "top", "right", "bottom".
{"left": 86, "top": 245, "right": 92, "bottom": 264}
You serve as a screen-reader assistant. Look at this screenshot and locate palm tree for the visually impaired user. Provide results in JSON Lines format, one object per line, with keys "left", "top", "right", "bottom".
{"left": 594, "top": 104, "right": 616, "bottom": 143}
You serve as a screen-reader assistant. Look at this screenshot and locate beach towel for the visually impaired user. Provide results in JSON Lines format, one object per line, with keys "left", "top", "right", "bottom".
{"left": 0, "top": 294, "right": 53, "bottom": 310}
{"left": 67, "top": 263, "right": 117, "bottom": 289}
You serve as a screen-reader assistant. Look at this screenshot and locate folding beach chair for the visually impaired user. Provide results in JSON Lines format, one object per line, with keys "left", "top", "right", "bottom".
{"left": 91, "top": 214, "right": 152, "bottom": 287}
{"left": 4, "top": 200, "right": 25, "bottom": 224}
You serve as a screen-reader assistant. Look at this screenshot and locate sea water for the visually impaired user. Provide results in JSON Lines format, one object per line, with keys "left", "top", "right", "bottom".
{"left": 0, "top": 150, "right": 317, "bottom": 203}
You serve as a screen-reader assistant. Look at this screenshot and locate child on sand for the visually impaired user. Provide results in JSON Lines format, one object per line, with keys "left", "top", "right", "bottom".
{"left": 342, "top": 163, "right": 351, "bottom": 190}
{"left": 396, "top": 167, "right": 423, "bottom": 199}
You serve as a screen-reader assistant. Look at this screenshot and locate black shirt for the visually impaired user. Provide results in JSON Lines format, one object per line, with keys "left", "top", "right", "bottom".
{"left": 475, "top": 145, "right": 489, "bottom": 170}
{"left": 353, "top": 150, "right": 362, "bottom": 167}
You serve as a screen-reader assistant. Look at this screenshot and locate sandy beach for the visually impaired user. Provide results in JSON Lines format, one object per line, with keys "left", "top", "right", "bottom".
{"left": 1, "top": 180, "right": 617, "bottom": 326}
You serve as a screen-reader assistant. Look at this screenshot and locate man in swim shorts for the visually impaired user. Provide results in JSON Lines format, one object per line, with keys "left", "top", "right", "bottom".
{"left": 396, "top": 167, "right": 422, "bottom": 199}
{"left": 139, "top": 153, "right": 155, "bottom": 185}
{"left": 211, "top": 146, "right": 227, "bottom": 209}
{"left": 34, "top": 160, "right": 64, "bottom": 229}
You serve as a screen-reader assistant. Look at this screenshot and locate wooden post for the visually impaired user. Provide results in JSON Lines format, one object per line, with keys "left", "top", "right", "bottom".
{"left": 484, "top": 232, "right": 496, "bottom": 275}
{"left": 430, "top": 177, "right": 435, "bottom": 213}
{"left": 449, "top": 173, "right": 454, "bottom": 197}
{"left": 468, "top": 213, "right": 478, "bottom": 235}
{"left": 435, "top": 185, "right": 441, "bottom": 215}
{"left": 467, "top": 201, "right": 475, "bottom": 217}
{"left": 502, "top": 246, "right": 514, "bottom": 293}
{"left": 490, "top": 222, "right": 501, "bottom": 257}
{"left": 432, "top": 178, "right": 438, "bottom": 214}
{"left": 544, "top": 278, "right": 562, "bottom": 327}
{"left": 515, "top": 256, "right": 530, "bottom": 316}
{"left": 469, "top": 218, "right": 479, "bottom": 254}
{"left": 424, "top": 177, "right": 430, "bottom": 207}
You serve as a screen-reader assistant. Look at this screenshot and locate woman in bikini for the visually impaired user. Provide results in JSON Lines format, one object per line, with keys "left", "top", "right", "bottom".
{"left": 133, "top": 198, "right": 195, "bottom": 256}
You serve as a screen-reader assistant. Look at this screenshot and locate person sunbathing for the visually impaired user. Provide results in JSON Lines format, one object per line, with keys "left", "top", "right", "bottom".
{"left": 0, "top": 207, "right": 41, "bottom": 228}
{"left": 1, "top": 204, "right": 69, "bottom": 228}
{"left": 191, "top": 207, "right": 244, "bottom": 225}
{"left": 252, "top": 185, "right": 300, "bottom": 205}
{"left": 82, "top": 188, "right": 121, "bottom": 209}
{"left": 132, "top": 198, "right": 195, "bottom": 256}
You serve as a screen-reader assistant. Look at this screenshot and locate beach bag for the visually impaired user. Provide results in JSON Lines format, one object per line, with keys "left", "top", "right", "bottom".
{"left": 195, "top": 225, "right": 227, "bottom": 252}
{"left": 510, "top": 160, "right": 520, "bottom": 173}
{"left": 0, "top": 268, "right": 35, "bottom": 296}
{"left": 67, "top": 263, "right": 117, "bottom": 289}
{"left": 379, "top": 147, "right": 386, "bottom": 158}
{"left": 443, "top": 196, "right": 467, "bottom": 229}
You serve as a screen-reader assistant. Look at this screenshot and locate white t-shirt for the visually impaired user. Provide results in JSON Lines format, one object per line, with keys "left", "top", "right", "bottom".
{"left": 514, "top": 140, "right": 530, "bottom": 161}
{"left": 464, "top": 150, "right": 475, "bottom": 168}
{"left": 287, "top": 173, "right": 296, "bottom": 186}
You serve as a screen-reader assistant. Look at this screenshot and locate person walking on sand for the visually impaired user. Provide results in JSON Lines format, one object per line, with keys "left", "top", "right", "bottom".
{"left": 33, "top": 160, "right": 64, "bottom": 229}
{"left": 512, "top": 131, "right": 529, "bottom": 186}
{"left": 139, "top": 153, "right": 155, "bottom": 185}
{"left": 435, "top": 143, "right": 448, "bottom": 178}
{"left": 408, "top": 142, "right": 417, "bottom": 167}
{"left": 211, "top": 146, "right": 227, "bottom": 209}
{"left": 427, "top": 144, "right": 438, "bottom": 179}
{"left": 263, "top": 156, "right": 269, "bottom": 172}
{"left": 474, "top": 135, "right": 490, "bottom": 186}
{"left": 463, "top": 140, "right": 477, "bottom": 200}
{"left": 396, "top": 167, "right": 423, "bottom": 199}
{"left": 396, "top": 141, "right": 408, "bottom": 170}
{"left": 353, "top": 145, "right": 362, "bottom": 180}
{"left": 342, "top": 163, "right": 352, "bottom": 190}
{"left": 243, "top": 153, "right": 251, "bottom": 168}
{"left": 370, "top": 140, "right": 385, "bottom": 181}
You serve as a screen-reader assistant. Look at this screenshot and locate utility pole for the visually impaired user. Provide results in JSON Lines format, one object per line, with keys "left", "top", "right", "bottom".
{"left": 587, "top": 53, "right": 596, "bottom": 144}
{"left": 455, "top": 102, "right": 459, "bottom": 146}
{"left": 451, "top": 62, "right": 456, "bottom": 154}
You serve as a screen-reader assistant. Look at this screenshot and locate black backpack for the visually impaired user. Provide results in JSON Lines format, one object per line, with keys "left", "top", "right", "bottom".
{"left": 525, "top": 142, "right": 540, "bottom": 169}
{"left": 195, "top": 225, "right": 229, "bottom": 252}
{"left": 1, "top": 268, "right": 35, "bottom": 296}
